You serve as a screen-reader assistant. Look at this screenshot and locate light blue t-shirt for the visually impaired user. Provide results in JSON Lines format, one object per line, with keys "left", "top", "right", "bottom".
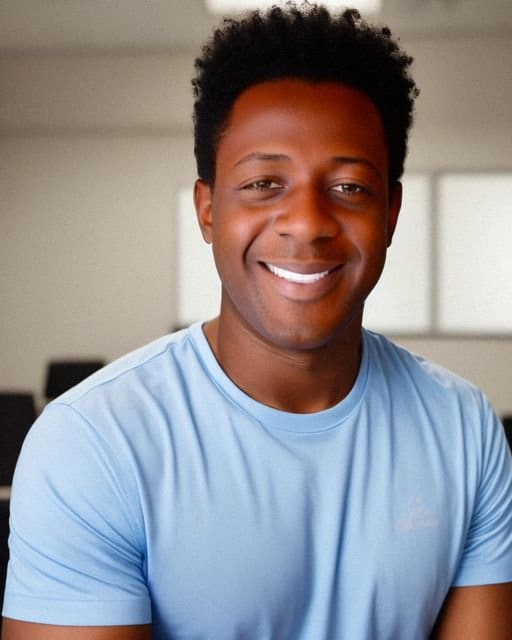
{"left": 3, "top": 325, "right": 512, "bottom": 639}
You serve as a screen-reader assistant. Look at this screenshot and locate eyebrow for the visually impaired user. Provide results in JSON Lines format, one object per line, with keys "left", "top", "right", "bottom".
{"left": 330, "top": 156, "right": 381, "bottom": 177}
{"left": 233, "top": 152, "right": 381, "bottom": 177}
{"left": 233, "top": 152, "right": 291, "bottom": 168}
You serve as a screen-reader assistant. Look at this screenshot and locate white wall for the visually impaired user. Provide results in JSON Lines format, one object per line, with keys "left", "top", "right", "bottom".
{"left": 1, "top": 134, "right": 195, "bottom": 405}
{"left": 1, "top": 37, "right": 511, "bottom": 414}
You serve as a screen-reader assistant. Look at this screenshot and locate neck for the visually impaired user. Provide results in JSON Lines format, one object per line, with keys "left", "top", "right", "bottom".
{"left": 203, "top": 314, "right": 363, "bottom": 414}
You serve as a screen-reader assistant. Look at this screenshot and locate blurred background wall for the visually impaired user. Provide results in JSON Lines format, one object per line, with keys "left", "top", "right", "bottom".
{"left": 1, "top": 0, "right": 511, "bottom": 413}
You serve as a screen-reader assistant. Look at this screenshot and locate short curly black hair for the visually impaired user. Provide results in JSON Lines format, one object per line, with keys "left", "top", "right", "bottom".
{"left": 192, "top": 2, "right": 418, "bottom": 186}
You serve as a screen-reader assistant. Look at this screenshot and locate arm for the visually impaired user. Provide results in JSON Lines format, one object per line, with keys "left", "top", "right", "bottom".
{"left": 3, "top": 406, "right": 151, "bottom": 630}
{"left": 431, "top": 583, "right": 512, "bottom": 640}
{"left": 1, "top": 620, "right": 152, "bottom": 640}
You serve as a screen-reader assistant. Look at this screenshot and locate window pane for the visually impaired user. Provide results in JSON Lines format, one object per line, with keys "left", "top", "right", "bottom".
{"left": 438, "top": 174, "right": 512, "bottom": 333}
{"left": 176, "top": 186, "right": 221, "bottom": 326}
{"left": 364, "top": 174, "right": 432, "bottom": 333}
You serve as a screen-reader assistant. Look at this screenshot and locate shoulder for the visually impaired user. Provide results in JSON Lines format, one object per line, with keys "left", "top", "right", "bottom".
{"left": 38, "top": 324, "right": 214, "bottom": 432}
{"left": 14, "top": 326, "right": 207, "bottom": 505}
{"left": 55, "top": 326, "right": 195, "bottom": 406}
{"left": 362, "top": 329, "right": 499, "bottom": 452}
{"left": 363, "top": 329, "right": 485, "bottom": 404}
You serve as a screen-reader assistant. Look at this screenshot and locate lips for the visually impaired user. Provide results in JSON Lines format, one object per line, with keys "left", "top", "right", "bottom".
{"left": 264, "top": 262, "right": 338, "bottom": 284}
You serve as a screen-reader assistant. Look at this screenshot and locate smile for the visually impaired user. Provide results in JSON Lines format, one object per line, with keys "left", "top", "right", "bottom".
{"left": 265, "top": 263, "right": 333, "bottom": 284}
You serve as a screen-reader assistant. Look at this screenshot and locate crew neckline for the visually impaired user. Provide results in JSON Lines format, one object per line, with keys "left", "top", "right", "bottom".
{"left": 188, "top": 323, "right": 369, "bottom": 434}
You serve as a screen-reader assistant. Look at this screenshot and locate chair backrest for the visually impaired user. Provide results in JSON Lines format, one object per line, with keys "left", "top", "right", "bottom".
{"left": 0, "top": 497, "right": 10, "bottom": 633}
{"left": 502, "top": 415, "right": 512, "bottom": 451}
{"left": 0, "top": 392, "right": 37, "bottom": 486}
{"left": 44, "top": 360, "right": 105, "bottom": 400}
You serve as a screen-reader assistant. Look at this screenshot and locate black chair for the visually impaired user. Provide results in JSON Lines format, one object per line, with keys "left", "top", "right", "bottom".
{"left": 0, "top": 392, "right": 37, "bottom": 486}
{"left": 0, "top": 497, "right": 10, "bottom": 630}
{"left": 44, "top": 359, "right": 105, "bottom": 400}
{"left": 501, "top": 415, "right": 512, "bottom": 452}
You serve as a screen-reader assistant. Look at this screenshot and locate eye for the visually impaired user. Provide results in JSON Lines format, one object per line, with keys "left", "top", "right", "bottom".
{"left": 330, "top": 183, "right": 367, "bottom": 196}
{"left": 242, "top": 179, "right": 282, "bottom": 192}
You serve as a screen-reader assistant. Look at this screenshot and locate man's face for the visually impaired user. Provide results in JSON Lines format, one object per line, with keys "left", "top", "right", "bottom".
{"left": 195, "top": 79, "right": 401, "bottom": 351}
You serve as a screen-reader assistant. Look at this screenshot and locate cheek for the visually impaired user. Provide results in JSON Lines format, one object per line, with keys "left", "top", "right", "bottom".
{"left": 210, "top": 219, "right": 250, "bottom": 284}
{"left": 345, "top": 217, "right": 388, "bottom": 254}
{"left": 343, "top": 222, "right": 390, "bottom": 286}
{"left": 211, "top": 207, "right": 268, "bottom": 261}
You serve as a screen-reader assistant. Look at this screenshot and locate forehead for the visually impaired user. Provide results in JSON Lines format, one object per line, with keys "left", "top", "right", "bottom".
{"left": 216, "top": 78, "right": 388, "bottom": 171}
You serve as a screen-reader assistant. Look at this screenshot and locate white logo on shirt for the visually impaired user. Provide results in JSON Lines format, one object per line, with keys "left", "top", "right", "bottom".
{"left": 397, "top": 496, "right": 438, "bottom": 531}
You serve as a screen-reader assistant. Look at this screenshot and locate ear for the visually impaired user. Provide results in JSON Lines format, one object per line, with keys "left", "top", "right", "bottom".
{"left": 193, "top": 178, "right": 213, "bottom": 244}
{"left": 386, "top": 181, "right": 402, "bottom": 247}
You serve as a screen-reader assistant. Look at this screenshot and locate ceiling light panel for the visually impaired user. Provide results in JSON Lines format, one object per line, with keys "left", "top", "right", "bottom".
{"left": 205, "top": 1, "right": 382, "bottom": 15}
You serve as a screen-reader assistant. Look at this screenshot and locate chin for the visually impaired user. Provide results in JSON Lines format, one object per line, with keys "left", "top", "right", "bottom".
{"left": 258, "top": 306, "right": 364, "bottom": 352}
{"left": 258, "top": 323, "right": 343, "bottom": 352}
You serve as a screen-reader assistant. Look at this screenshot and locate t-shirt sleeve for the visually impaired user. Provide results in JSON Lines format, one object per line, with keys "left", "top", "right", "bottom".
{"left": 453, "top": 401, "right": 512, "bottom": 586}
{"left": 2, "top": 402, "right": 152, "bottom": 626}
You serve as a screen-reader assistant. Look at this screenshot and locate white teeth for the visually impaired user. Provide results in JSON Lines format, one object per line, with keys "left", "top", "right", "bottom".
{"left": 266, "top": 263, "right": 331, "bottom": 284}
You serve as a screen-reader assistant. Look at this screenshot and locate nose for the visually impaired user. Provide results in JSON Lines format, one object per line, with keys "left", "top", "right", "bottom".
{"left": 272, "top": 186, "right": 339, "bottom": 242}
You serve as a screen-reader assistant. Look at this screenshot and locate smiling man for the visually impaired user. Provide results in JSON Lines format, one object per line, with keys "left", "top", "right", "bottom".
{"left": 2, "top": 4, "right": 512, "bottom": 640}
{"left": 194, "top": 78, "right": 400, "bottom": 413}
